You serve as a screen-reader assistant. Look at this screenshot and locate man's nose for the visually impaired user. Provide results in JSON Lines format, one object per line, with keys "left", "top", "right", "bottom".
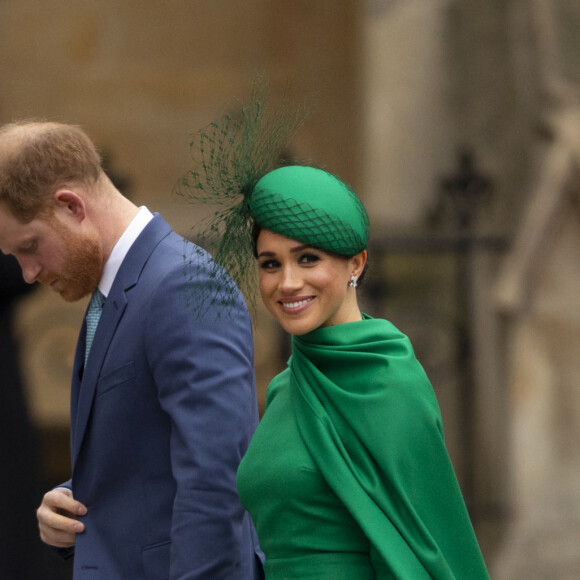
{"left": 19, "top": 259, "right": 41, "bottom": 284}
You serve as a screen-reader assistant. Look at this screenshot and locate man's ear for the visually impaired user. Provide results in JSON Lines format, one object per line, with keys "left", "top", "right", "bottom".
{"left": 53, "top": 189, "right": 86, "bottom": 224}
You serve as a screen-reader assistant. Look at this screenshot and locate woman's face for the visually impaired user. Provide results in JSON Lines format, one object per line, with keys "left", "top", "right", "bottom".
{"left": 256, "top": 229, "right": 366, "bottom": 335}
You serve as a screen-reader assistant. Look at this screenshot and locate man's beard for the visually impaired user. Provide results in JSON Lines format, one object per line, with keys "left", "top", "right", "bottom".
{"left": 40, "top": 221, "right": 104, "bottom": 302}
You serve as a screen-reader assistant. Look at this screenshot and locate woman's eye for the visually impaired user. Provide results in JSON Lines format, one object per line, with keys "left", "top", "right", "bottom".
{"left": 259, "top": 259, "right": 280, "bottom": 270}
{"left": 299, "top": 253, "right": 320, "bottom": 265}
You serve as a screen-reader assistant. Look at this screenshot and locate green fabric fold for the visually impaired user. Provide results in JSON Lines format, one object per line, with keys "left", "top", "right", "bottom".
{"left": 289, "top": 315, "right": 489, "bottom": 579}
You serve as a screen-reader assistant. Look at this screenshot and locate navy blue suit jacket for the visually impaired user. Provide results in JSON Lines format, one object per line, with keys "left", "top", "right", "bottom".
{"left": 62, "top": 215, "right": 262, "bottom": 579}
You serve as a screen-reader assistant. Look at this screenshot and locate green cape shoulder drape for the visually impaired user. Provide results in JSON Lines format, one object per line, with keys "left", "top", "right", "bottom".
{"left": 289, "top": 315, "right": 489, "bottom": 579}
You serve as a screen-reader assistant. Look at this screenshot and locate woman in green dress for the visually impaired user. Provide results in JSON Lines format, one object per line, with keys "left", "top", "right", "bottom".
{"left": 177, "top": 83, "right": 490, "bottom": 578}
{"left": 232, "top": 165, "right": 490, "bottom": 579}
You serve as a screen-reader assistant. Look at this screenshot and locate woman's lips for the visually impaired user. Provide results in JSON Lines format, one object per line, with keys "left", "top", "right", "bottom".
{"left": 279, "top": 296, "right": 314, "bottom": 314}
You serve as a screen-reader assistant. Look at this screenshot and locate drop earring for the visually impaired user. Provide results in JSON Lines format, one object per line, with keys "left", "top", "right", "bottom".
{"left": 348, "top": 275, "right": 358, "bottom": 288}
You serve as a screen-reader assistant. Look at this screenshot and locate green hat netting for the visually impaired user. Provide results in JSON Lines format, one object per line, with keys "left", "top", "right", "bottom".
{"left": 174, "top": 75, "right": 307, "bottom": 315}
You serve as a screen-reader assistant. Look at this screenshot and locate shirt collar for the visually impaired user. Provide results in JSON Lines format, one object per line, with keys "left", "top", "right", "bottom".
{"left": 98, "top": 206, "right": 154, "bottom": 297}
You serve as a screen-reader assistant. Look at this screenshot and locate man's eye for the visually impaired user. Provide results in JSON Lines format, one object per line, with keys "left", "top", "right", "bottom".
{"left": 19, "top": 242, "right": 37, "bottom": 254}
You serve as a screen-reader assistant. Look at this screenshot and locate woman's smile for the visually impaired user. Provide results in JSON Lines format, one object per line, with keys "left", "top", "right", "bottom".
{"left": 279, "top": 296, "right": 315, "bottom": 313}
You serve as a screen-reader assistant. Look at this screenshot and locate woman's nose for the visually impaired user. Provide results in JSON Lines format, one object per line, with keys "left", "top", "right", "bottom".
{"left": 279, "top": 265, "right": 303, "bottom": 291}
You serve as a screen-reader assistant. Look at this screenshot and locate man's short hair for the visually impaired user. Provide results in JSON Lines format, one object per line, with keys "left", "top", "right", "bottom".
{"left": 0, "top": 121, "right": 102, "bottom": 222}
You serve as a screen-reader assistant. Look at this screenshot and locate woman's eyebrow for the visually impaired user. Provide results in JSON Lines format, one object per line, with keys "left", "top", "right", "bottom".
{"left": 290, "top": 244, "right": 312, "bottom": 254}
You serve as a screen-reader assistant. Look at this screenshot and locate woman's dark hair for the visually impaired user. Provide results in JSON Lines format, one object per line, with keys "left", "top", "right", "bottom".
{"left": 252, "top": 222, "right": 368, "bottom": 286}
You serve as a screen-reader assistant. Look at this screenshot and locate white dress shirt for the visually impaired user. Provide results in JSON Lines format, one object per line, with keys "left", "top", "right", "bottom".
{"left": 97, "top": 206, "right": 154, "bottom": 298}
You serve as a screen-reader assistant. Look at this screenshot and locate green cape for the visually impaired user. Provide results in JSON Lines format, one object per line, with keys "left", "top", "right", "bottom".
{"left": 289, "top": 315, "right": 489, "bottom": 579}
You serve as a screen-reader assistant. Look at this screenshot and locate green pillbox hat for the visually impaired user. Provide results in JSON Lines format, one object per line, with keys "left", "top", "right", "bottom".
{"left": 250, "top": 166, "right": 370, "bottom": 255}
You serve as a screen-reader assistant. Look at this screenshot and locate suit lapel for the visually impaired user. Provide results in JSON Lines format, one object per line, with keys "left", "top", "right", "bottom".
{"left": 71, "top": 214, "right": 172, "bottom": 467}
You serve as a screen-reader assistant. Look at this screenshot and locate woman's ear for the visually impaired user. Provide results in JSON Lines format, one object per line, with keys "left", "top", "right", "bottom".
{"left": 351, "top": 249, "right": 367, "bottom": 278}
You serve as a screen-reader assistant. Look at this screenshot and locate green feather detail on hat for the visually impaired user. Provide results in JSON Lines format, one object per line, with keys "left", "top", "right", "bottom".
{"left": 174, "top": 74, "right": 308, "bottom": 316}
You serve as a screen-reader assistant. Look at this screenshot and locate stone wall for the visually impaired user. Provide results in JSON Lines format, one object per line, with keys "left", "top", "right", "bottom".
{"left": 494, "top": 144, "right": 580, "bottom": 579}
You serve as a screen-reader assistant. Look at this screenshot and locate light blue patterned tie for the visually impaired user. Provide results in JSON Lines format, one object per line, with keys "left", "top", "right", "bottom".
{"left": 85, "top": 289, "right": 105, "bottom": 364}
